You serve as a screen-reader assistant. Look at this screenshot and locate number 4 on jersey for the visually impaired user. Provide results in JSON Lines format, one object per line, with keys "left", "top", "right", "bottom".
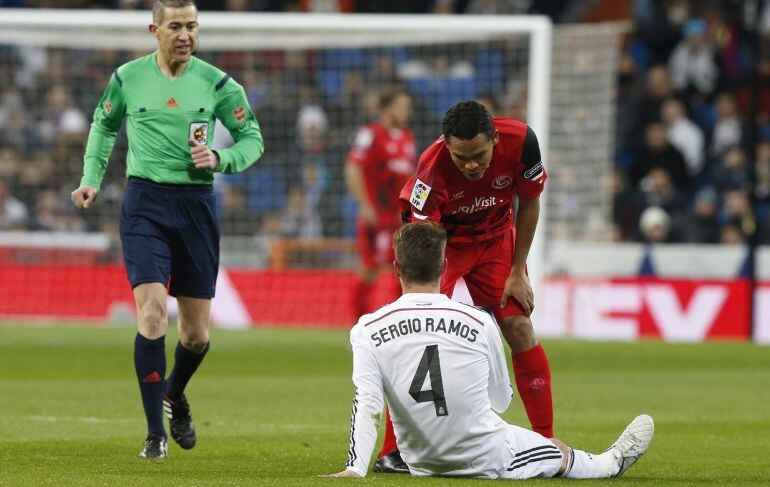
{"left": 409, "top": 345, "right": 448, "bottom": 417}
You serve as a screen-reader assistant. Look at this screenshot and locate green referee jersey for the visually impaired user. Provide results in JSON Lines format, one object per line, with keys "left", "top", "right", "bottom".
{"left": 81, "top": 52, "right": 264, "bottom": 189}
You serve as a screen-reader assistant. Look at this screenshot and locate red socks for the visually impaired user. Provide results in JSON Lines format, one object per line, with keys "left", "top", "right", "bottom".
{"left": 378, "top": 408, "right": 398, "bottom": 458}
{"left": 511, "top": 343, "right": 554, "bottom": 438}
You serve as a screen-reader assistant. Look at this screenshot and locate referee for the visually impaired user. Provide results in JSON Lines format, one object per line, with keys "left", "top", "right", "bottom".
{"left": 71, "top": 0, "right": 264, "bottom": 458}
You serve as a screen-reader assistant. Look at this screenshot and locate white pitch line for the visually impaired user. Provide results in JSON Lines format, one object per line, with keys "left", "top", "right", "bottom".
{"left": 23, "top": 415, "right": 133, "bottom": 424}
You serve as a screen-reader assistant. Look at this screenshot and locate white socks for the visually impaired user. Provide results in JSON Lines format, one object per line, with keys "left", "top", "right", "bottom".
{"left": 562, "top": 448, "right": 620, "bottom": 478}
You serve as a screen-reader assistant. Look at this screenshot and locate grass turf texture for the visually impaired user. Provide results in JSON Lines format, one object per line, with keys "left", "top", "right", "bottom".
{"left": 0, "top": 324, "right": 768, "bottom": 486}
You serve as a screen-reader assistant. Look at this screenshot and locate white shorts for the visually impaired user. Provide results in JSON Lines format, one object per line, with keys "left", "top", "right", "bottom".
{"left": 499, "top": 423, "right": 563, "bottom": 479}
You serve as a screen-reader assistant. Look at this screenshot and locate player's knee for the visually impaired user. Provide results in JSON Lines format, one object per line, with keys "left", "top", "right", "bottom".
{"left": 549, "top": 438, "right": 570, "bottom": 475}
{"left": 500, "top": 315, "right": 536, "bottom": 351}
{"left": 138, "top": 300, "right": 167, "bottom": 338}
{"left": 180, "top": 330, "right": 209, "bottom": 353}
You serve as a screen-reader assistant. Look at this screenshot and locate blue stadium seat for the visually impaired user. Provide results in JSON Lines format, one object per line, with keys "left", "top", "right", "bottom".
{"left": 318, "top": 69, "right": 345, "bottom": 101}
{"left": 322, "top": 49, "right": 369, "bottom": 70}
{"left": 245, "top": 169, "right": 286, "bottom": 213}
{"left": 474, "top": 49, "right": 504, "bottom": 93}
{"left": 341, "top": 196, "right": 359, "bottom": 238}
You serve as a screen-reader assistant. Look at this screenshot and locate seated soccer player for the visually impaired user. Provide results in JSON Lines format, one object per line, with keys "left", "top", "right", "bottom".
{"left": 323, "top": 222, "right": 654, "bottom": 479}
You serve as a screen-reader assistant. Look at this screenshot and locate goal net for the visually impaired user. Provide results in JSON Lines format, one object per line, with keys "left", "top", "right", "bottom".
{"left": 0, "top": 9, "right": 622, "bottom": 327}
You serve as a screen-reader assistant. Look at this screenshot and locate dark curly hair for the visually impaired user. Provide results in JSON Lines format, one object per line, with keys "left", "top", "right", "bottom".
{"left": 442, "top": 100, "right": 494, "bottom": 141}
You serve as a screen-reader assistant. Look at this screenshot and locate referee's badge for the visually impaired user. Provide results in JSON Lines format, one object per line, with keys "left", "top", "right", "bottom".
{"left": 189, "top": 122, "right": 209, "bottom": 145}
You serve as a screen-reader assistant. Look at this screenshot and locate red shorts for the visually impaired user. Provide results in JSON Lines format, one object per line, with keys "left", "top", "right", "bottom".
{"left": 440, "top": 229, "right": 525, "bottom": 321}
{"left": 357, "top": 222, "right": 397, "bottom": 270}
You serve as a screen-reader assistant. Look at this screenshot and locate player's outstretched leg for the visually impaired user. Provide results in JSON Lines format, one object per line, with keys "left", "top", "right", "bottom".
{"left": 503, "top": 315, "right": 554, "bottom": 438}
{"left": 561, "top": 415, "right": 654, "bottom": 478}
{"left": 608, "top": 414, "right": 655, "bottom": 476}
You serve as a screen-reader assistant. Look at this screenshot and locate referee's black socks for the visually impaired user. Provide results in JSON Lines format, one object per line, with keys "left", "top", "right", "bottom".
{"left": 166, "top": 341, "right": 210, "bottom": 402}
{"left": 134, "top": 333, "right": 167, "bottom": 437}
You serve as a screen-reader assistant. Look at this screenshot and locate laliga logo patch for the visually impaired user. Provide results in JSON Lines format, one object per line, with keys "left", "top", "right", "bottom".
{"left": 104, "top": 101, "right": 112, "bottom": 114}
{"left": 189, "top": 122, "right": 209, "bottom": 145}
{"left": 410, "top": 178, "right": 432, "bottom": 211}
{"left": 492, "top": 175, "right": 512, "bottom": 189}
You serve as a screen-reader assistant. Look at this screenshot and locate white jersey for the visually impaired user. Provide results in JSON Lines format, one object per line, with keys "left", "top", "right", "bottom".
{"left": 345, "top": 293, "right": 514, "bottom": 478}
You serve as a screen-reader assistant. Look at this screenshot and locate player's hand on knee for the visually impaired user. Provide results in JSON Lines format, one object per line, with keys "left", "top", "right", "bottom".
{"left": 189, "top": 138, "right": 219, "bottom": 170}
{"left": 318, "top": 470, "right": 362, "bottom": 478}
{"left": 501, "top": 271, "right": 534, "bottom": 316}
{"left": 70, "top": 185, "right": 98, "bottom": 209}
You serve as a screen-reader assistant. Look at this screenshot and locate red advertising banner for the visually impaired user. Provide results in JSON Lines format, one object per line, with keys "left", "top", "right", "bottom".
{"left": 0, "top": 263, "right": 761, "bottom": 342}
{"left": 0, "top": 264, "right": 396, "bottom": 327}
{"left": 539, "top": 277, "right": 752, "bottom": 341}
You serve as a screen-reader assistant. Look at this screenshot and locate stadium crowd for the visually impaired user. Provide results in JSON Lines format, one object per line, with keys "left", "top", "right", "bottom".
{"left": 615, "top": 0, "right": 770, "bottom": 245}
{"left": 1, "top": 0, "right": 770, "bottom": 249}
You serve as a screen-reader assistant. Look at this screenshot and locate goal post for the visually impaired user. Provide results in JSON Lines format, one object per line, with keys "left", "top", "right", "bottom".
{"left": 0, "top": 9, "right": 625, "bottom": 327}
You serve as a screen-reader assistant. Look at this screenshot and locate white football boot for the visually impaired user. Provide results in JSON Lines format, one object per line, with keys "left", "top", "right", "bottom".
{"left": 608, "top": 414, "right": 654, "bottom": 477}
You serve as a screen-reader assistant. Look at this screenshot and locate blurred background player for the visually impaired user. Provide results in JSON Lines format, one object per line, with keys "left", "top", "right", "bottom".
{"left": 324, "top": 222, "right": 654, "bottom": 479}
{"left": 70, "top": 0, "right": 264, "bottom": 458}
{"left": 375, "top": 100, "right": 553, "bottom": 471}
{"left": 346, "top": 88, "right": 416, "bottom": 317}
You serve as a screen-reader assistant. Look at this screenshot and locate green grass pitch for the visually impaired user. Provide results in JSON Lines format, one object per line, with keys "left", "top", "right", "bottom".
{"left": 0, "top": 324, "right": 768, "bottom": 486}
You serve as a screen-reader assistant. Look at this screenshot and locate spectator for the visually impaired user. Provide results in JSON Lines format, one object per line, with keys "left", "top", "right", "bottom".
{"left": 710, "top": 93, "right": 744, "bottom": 158}
{"left": 611, "top": 168, "right": 645, "bottom": 241}
{"left": 682, "top": 186, "right": 720, "bottom": 243}
{"left": 629, "top": 122, "right": 690, "bottom": 190}
{"left": 296, "top": 104, "right": 338, "bottom": 234}
{"left": 0, "top": 110, "right": 36, "bottom": 152}
{"left": 639, "top": 167, "right": 689, "bottom": 225}
{"left": 0, "top": 87, "right": 24, "bottom": 128}
{"left": 719, "top": 223, "right": 745, "bottom": 245}
{"left": 719, "top": 189, "right": 755, "bottom": 242}
{"left": 31, "top": 188, "right": 86, "bottom": 232}
{"left": 39, "top": 85, "right": 88, "bottom": 147}
{"left": 0, "top": 148, "right": 23, "bottom": 182}
{"left": 710, "top": 145, "right": 749, "bottom": 195}
{"left": 755, "top": 141, "right": 770, "bottom": 205}
{"left": 615, "top": 51, "right": 646, "bottom": 162}
{"left": 661, "top": 97, "right": 704, "bottom": 177}
{"left": 218, "top": 185, "right": 259, "bottom": 236}
{"left": 639, "top": 206, "right": 672, "bottom": 243}
{"left": 631, "top": 65, "right": 675, "bottom": 146}
{"left": 0, "top": 179, "right": 29, "bottom": 230}
{"left": 633, "top": 0, "right": 689, "bottom": 65}
{"left": 281, "top": 186, "right": 322, "bottom": 238}
{"left": 668, "top": 18, "right": 719, "bottom": 99}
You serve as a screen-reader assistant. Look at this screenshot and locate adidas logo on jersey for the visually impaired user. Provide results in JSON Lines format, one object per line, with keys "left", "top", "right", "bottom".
{"left": 165, "top": 97, "right": 180, "bottom": 108}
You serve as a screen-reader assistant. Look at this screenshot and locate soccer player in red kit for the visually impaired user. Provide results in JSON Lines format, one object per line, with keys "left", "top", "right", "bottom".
{"left": 346, "top": 89, "right": 416, "bottom": 317}
{"left": 375, "top": 100, "right": 553, "bottom": 473}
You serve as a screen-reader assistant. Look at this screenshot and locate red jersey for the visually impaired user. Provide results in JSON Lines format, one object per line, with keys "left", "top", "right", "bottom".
{"left": 399, "top": 118, "right": 546, "bottom": 243}
{"left": 347, "top": 122, "right": 416, "bottom": 228}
